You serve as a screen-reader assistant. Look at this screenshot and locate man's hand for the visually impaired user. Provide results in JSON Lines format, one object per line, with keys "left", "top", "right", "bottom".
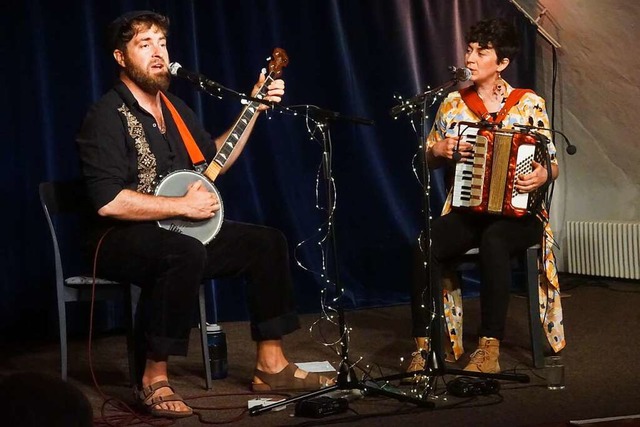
{"left": 515, "top": 160, "right": 548, "bottom": 193}
{"left": 181, "top": 180, "right": 220, "bottom": 220}
{"left": 430, "top": 136, "right": 474, "bottom": 161}
{"left": 252, "top": 72, "right": 285, "bottom": 111}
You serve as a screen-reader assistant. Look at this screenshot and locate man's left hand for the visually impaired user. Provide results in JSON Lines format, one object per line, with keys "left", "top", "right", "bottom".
{"left": 252, "top": 72, "right": 285, "bottom": 111}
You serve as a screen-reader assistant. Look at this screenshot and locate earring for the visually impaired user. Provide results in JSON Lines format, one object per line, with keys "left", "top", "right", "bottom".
{"left": 493, "top": 73, "right": 506, "bottom": 101}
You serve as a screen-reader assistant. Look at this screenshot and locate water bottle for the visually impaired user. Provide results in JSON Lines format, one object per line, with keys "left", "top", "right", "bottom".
{"left": 206, "top": 323, "right": 228, "bottom": 379}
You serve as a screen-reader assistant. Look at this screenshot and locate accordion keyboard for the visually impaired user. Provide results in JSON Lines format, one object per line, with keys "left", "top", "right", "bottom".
{"left": 452, "top": 125, "right": 486, "bottom": 208}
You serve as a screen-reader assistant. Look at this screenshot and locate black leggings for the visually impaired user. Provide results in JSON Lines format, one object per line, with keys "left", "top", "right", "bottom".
{"left": 411, "top": 211, "right": 543, "bottom": 340}
{"left": 92, "top": 220, "right": 300, "bottom": 360}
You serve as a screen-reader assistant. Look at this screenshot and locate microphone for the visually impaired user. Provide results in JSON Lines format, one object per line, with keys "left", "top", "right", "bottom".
{"left": 512, "top": 124, "right": 577, "bottom": 156}
{"left": 389, "top": 66, "right": 471, "bottom": 117}
{"left": 565, "top": 142, "right": 577, "bottom": 155}
{"left": 448, "top": 66, "right": 472, "bottom": 82}
{"left": 169, "top": 62, "right": 221, "bottom": 89}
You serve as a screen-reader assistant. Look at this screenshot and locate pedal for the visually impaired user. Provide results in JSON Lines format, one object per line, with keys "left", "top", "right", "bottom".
{"left": 446, "top": 377, "right": 500, "bottom": 397}
{"left": 294, "top": 396, "right": 349, "bottom": 418}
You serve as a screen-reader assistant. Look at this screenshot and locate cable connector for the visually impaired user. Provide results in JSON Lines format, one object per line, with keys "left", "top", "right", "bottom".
{"left": 247, "top": 397, "right": 287, "bottom": 411}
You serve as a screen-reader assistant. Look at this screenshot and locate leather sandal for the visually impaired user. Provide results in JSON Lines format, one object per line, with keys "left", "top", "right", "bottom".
{"left": 252, "top": 363, "right": 333, "bottom": 392}
{"left": 138, "top": 380, "right": 193, "bottom": 418}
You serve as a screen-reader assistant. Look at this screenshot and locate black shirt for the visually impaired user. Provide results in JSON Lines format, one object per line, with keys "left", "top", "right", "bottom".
{"left": 76, "top": 80, "right": 217, "bottom": 211}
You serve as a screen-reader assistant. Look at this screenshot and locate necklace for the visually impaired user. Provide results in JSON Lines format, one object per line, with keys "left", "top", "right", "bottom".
{"left": 157, "top": 115, "right": 166, "bottom": 134}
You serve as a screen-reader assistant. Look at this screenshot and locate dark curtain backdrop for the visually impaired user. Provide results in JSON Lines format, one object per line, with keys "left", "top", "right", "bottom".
{"left": 0, "top": 0, "right": 535, "bottom": 339}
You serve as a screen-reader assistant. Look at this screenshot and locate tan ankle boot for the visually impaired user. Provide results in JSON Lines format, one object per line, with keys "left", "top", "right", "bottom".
{"left": 464, "top": 337, "right": 501, "bottom": 373}
{"left": 401, "top": 337, "right": 429, "bottom": 384}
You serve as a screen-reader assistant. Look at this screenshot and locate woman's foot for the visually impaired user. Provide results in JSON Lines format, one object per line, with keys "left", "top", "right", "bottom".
{"left": 463, "top": 337, "right": 501, "bottom": 373}
{"left": 401, "top": 337, "right": 429, "bottom": 384}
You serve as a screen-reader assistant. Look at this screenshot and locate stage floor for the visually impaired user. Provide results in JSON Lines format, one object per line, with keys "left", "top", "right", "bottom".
{"left": 2, "top": 275, "right": 639, "bottom": 426}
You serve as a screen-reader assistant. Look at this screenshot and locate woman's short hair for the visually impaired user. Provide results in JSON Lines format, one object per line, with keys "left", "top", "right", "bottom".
{"left": 466, "top": 18, "right": 520, "bottom": 63}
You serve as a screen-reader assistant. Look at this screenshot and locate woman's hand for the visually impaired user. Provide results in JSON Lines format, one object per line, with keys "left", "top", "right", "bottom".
{"left": 515, "top": 160, "right": 549, "bottom": 193}
{"left": 430, "top": 136, "right": 474, "bottom": 161}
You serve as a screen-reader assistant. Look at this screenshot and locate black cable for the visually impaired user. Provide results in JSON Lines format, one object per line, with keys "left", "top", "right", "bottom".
{"left": 551, "top": 46, "right": 558, "bottom": 131}
{"left": 87, "top": 228, "right": 167, "bottom": 427}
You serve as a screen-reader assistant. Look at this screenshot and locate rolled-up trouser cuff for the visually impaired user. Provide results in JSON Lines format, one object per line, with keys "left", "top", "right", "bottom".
{"left": 147, "top": 334, "right": 190, "bottom": 359}
{"left": 251, "top": 311, "right": 300, "bottom": 341}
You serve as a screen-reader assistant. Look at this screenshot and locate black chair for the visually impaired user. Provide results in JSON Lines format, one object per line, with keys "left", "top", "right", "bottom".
{"left": 453, "top": 244, "right": 545, "bottom": 368}
{"left": 40, "top": 181, "right": 213, "bottom": 389}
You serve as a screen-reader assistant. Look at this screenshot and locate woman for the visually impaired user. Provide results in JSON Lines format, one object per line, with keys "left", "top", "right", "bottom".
{"left": 406, "top": 18, "right": 565, "bottom": 378}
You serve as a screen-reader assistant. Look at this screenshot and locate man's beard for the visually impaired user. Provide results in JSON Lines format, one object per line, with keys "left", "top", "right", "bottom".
{"left": 123, "top": 56, "right": 170, "bottom": 94}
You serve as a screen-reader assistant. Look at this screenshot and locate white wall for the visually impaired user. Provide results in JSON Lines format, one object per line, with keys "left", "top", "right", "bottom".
{"left": 531, "top": 0, "right": 640, "bottom": 270}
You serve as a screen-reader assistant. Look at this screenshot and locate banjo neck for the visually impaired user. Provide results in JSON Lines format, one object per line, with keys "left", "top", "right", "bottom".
{"left": 202, "top": 73, "right": 275, "bottom": 182}
{"left": 201, "top": 47, "right": 288, "bottom": 182}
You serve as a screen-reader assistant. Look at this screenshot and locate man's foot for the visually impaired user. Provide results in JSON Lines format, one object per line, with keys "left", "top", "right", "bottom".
{"left": 251, "top": 363, "right": 333, "bottom": 392}
{"left": 138, "top": 379, "right": 193, "bottom": 418}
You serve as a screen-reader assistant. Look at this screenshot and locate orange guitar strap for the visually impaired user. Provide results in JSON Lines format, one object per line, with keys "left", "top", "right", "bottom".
{"left": 159, "top": 92, "right": 206, "bottom": 166}
{"left": 459, "top": 86, "right": 533, "bottom": 124}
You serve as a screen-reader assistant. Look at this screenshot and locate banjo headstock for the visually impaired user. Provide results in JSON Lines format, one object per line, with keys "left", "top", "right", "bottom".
{"left": 267, "top": 48, "right": 289, "bottom": 78}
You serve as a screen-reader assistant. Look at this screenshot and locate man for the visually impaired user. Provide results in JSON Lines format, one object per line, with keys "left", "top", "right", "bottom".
{"left": 77, "top": 11, "right": 330, "bottom": 418}
{"left": 406, "top": 18, "right": 565, "bottom": 379}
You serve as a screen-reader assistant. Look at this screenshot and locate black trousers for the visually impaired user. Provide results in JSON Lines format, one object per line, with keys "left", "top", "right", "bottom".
{"left": 411, "top": 210, "right": 543, "bottom": 341}
{"left": 92, "top": 220, "right": 300, "bottom": 361}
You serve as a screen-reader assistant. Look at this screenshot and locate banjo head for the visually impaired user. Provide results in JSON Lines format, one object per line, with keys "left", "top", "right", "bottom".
{"left": 155, "top": 170, "right": 224, "bottom": 245}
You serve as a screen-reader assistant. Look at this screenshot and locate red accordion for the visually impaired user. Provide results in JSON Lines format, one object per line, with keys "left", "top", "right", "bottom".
{"left": 451, "top": 126, "right": 545, "bottom": 218}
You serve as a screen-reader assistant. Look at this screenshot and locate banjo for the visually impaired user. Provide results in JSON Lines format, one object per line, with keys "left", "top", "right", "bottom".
{"left": 155, "top": 48, "right": 289, "bottom": 244}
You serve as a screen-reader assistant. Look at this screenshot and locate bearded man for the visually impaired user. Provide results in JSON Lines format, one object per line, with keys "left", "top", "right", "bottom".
{"left": 76, "top": 10, "right": 331, "bottom": 418}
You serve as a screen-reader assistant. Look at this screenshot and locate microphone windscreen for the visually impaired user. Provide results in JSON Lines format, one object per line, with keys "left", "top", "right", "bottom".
{"left": 169, "top": 62, "right": 182, "bottom": 76}
{"left": 457, "top": 67, "right": 472, "bottom": 82}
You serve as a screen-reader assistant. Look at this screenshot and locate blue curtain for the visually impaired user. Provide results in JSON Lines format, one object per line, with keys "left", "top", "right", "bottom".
{"left": 0, "top": 0, "right": 535, "bottom": 338}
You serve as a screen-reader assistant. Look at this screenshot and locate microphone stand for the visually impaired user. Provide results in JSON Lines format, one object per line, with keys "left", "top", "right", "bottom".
{"left": 188, "top": 73, "right": 280, "bottom": 110}
{"left": 250, "top": 105, "right": 437, "bottom": 416}
{"left": 390, "top": 75, "right": 460, "bottom": 118}
{"left": 194, "top": 79, "right": 381, "bottom": 399}
{"left": 186, "top": 77, "right": 426, "bottom": 409}
{"left": 176, "top": 73, "right": 413, "bottom": 409}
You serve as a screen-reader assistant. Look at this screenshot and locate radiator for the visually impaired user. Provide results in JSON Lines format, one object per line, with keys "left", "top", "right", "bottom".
{"left": 566, "top": 221, "right": 640, "bottom": 279}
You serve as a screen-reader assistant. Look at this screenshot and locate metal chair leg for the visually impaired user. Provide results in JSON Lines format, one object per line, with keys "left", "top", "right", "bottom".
{"left": 199, "top": 285, "right": 212, "bottom": 390}
{"left": 59, "top": 301, "right": 68, "bottom": 381}
{"left": 124, "top": 285, "right": 138, "bottom": 387}
{"left": 526, "top": 245, "right": 545, "bottom": 369}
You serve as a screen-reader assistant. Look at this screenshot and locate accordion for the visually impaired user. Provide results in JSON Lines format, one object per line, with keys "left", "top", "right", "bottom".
{"left": 451, "top": 125, "right": 548, "bottom": 218}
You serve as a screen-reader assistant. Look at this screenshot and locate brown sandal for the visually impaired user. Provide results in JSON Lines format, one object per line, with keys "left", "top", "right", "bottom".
{"left": 252, "top": 363, "right": 333, "bottom": 392}
{"left": 138, "top": 380, "right": 193, "bottom": 418}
